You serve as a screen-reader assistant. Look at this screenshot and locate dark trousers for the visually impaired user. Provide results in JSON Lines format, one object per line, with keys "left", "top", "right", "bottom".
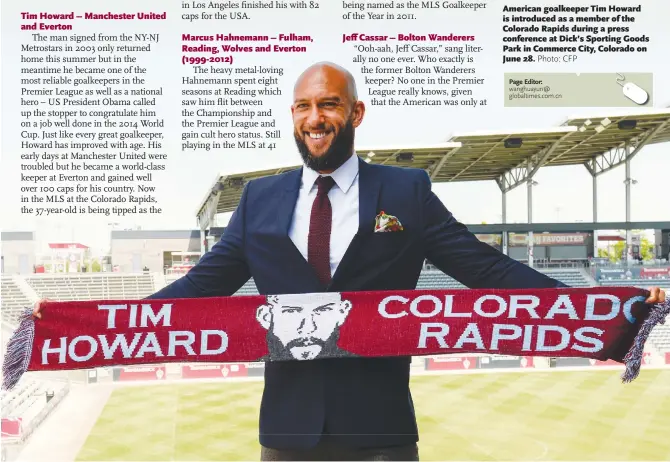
{"left": 260, "top": 438, "right": 419, "bottom": 461}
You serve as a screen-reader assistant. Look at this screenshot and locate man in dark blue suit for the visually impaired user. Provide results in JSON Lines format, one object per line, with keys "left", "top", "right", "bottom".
{"left": 31, "top": 62, "right": 666, "bottom": 460}
{"left": 148, "top": 62, "right": 567, "bottom": 461}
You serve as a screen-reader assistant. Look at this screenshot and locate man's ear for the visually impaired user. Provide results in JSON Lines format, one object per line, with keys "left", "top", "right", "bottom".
{"left": 336, "top": 300, "right": 352, "bottom": 325}
{"left": 351, "top": 100, "right": 365, "bottom": 128}
{"left": 256, "top": 305, "right": 272, "bottom": 330}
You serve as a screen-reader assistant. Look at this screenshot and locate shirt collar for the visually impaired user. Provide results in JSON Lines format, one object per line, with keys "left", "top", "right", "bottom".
{"left": 302, "top": 153, "right": 359, "bottom": 194}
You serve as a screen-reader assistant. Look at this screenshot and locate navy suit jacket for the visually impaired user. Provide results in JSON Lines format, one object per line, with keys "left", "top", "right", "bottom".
{"left": 148, "top": 158, "right": 565, "bottom": 449}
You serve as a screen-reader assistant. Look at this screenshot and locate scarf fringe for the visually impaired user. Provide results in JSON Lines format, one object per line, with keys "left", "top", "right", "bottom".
{"left": 621, "top": 299, "right": 670, "bottom": 383}
{"left": 2, "top": 308, "right": 36, "bottom": 391}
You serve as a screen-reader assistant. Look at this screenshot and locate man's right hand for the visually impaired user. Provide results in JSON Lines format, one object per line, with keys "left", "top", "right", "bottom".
{"left": 32, "top": 299, "right": 51, "bottom": 319}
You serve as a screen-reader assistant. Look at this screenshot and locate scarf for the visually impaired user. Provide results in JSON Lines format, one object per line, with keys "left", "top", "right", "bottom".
{"left": 3, "top": 287, "right": 668, "bottom": 390}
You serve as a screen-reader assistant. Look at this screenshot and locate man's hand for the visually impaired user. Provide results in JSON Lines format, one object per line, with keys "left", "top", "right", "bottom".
{"left": 32, "top": 299, "right": 51, "bottom": 319}
{"left": 645, "top": 287, "right": 666, "bottom": 304}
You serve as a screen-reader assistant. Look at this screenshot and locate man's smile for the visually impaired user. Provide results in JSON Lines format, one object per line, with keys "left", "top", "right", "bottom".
{"left": 303, "top": 129, "right": 334, "bottom": 150}
{"left": 305, "top": 130, "right": 331, "bottom": 140}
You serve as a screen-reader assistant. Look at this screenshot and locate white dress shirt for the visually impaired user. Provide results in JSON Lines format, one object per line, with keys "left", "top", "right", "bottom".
{"left": 289, "top": 153, "right": 360, "bottom": 277}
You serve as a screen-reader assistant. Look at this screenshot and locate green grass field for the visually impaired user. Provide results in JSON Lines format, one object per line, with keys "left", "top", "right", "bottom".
{"left": 77, "top": 369, "right": 670, "bottom": 461}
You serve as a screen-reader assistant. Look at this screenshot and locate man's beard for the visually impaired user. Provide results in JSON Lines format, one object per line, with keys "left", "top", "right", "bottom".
{"left": 294, "top": 118, "right": 355, "bottom": 172}
{"left": 266, "top": 329, "right": 342, "bottom": 361}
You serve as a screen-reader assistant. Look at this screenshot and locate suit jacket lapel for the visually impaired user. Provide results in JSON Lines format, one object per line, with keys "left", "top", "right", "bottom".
{"left": 273, "top": 167, "right": 302, "bottom": 235}
{"left": 271, "top": 168, "right": 322, "bottom": 287}
{"left": 329, "top": 159, "right": 381, "bottom": 289}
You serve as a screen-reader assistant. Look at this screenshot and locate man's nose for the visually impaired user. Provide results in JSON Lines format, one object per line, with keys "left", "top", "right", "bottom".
{"left": 298, "top": 315, "right": 317, "bottom": 334}
{"left": 305, "top": 105, "right": 325, "bottom": 127}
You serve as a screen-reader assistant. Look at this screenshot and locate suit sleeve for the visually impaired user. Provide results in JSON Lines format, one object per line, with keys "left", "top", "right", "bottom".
{"left": 146, "top": 182, "right": 252, "bottom": 299}
{"left": 419, "top": 171, "right": 567, "bottom": 289}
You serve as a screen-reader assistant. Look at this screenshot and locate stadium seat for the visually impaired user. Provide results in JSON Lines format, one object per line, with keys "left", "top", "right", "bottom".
{"left": 235, "top": 279, "right": 260, "bottom": 295}
{"left": 538, "top": 269, "right": 593, "bottom": 288}
{"left": 416, "top": 271, "right": 465, "bottom": 289}
{"left": 600, "top": 277, "right": 669, "bottom": 289}
{"left": 0, "top": 275, "right": 35, "bottom": 324}
{"left": 649, "top": 316, "right": 670, "bottom": 354}
{"left": 0, "top": 376, "right": 69, "bottom": 444}
{"left": 24, "top": 273, "right": 156, "bottom": 302}
{"left": 415, "top": 268, "right": 593, "bottom": 290}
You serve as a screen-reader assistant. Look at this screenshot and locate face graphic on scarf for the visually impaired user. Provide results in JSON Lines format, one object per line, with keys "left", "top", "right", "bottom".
{"left": 256, "top": 293, "right": 353, "bottom": 360}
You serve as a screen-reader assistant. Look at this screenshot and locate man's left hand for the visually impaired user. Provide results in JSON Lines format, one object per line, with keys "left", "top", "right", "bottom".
{"left": 645, "top": 287, "right": 666, "bottom": 304}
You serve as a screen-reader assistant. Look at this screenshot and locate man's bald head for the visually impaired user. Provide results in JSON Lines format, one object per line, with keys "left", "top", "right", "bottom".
{"left": 293, "top": 62, "right": 358, "bottom": 102}
{"left": 291, "top": 62, "right": 365, "bottom": 172}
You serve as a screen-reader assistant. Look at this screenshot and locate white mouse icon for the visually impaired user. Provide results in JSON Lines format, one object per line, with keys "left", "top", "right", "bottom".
{"left": 622, "top": 82, "right": 648, "bottom": 105}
